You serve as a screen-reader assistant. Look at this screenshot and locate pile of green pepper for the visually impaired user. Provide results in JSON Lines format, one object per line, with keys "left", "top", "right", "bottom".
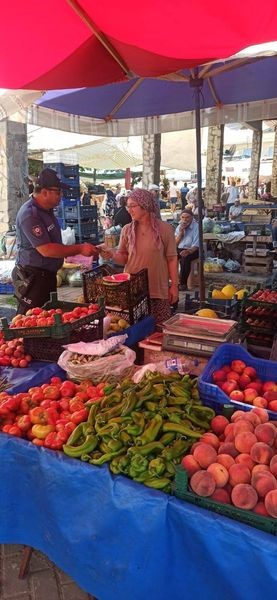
{"left": 63, "top": 372, "right": 215, "bottom": 494}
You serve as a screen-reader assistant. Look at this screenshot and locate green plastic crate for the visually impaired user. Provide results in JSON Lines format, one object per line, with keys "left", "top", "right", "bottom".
{"left": 174, "top": 466, "right": 277, "bottom": 536}
{"left": 0, "top": 292, "right": 104, "bottom": 340}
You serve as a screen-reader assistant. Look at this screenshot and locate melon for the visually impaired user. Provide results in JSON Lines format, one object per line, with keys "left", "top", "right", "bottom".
{"left": 235, "top": 289, "right": 248, "bottom": 300}
{"left": 195, "top": 308, "right": 218, "bottom": 319}
{"left": 221, "top": 284, "right": 237, "bottom": 299}
{"left": 211, "top": 289, "right": 227, "bottom": 300}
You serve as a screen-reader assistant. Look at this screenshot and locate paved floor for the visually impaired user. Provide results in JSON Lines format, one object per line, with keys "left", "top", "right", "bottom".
{"left": 0, "top": 545, "right": 95, "bottom": 600}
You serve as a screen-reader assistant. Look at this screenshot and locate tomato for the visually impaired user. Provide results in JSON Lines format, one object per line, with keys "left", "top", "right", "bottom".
{"left": 16, "top": 415, "right": 32, "bottom": 432}
{"left": 40, "top": 399, "right": 51, "bottom": 409}
{"left": 69, "top": 398, "right": 85, "bottom": 414}
{"left": 70, "top": 408, "right": 89, "bottom": 424}
{"left": 32, "top": 438, "right": 45, "bottom": 446}
{"left": 60, "top": 380, "right": 76, "bottom": 398}
{"left": 19, "top": 359, "right": 28, "bottom": 368}
{"left": 59, "top": 398, "right": 70, "bottom": 411}
{"left": 59, "top": 410, "right": 72, "bottom": 421}
{"left": 43, "top": 385, "right": 61, "bottom": 400}
{"left": 44, "top": 430, "right": 67, "bottom": 450}
{"left": 31, "top": 390, "right": 44, "bottom": 403}
{"left": 96, "top": 382, "right": 106, "bottom": 390}
{"left": 3, "top": 424, "right": 22, "bottom": 437}
{"left": 73, "top": 391, "right": 90, "bottom": 402}
{"left": 86, "top": 386, "right": 99, "bottom": 399}
{"left": 50, "top": 376, "right": 62, "bottom": 385}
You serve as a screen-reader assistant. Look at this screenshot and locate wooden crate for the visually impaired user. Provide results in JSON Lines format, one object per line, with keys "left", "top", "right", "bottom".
{"left": 242, "top": 254, "right": 273, "bottom": 274}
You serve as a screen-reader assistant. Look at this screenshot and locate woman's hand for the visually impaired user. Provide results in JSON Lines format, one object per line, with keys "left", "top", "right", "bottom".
{"left": 97, "top": 244, "right": 114, "bottom": 261}
{"left": 169, "top": 284, "right": 179, "bottom": 304}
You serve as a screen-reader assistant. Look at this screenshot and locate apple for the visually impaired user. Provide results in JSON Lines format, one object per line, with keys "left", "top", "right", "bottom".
{"left": 263, "top": 391, "right": 277, "bottom": 402}
{"left": 231, "top": 360, "right": 246, "bottom": 374}
{"left": 227, "top": 371, "right": 241, "bottom": 383}
{"left": 222, "top": 381, "right": 238, "bottom": 395}
{"left": 245, "top": 381, "right": 263, "bottom": 394}
{"left": 229, "top": 390, "right": 245, "bottom": 402}
{"left": 243, "top": 388, "right": 259, "bottom": 404}
{"left": 263, "top": 381, "right": 277, "bottom": 393}
{"left": 268, "top": 400, "right": 277, "bottom": 412}
{"left": 221, "top": 365, "right": 231, "bottom": 373}
{"left": 238, "top": 374, "right": 251, "bottom": 389}
{"left": 243, "top": 366, "right": 257, "bottom": 380}
{"left": 212, "top": 369, "right": 227, "bottom": 383}
{"left": 253, "top": 396, "right": 268, "bottom": 408}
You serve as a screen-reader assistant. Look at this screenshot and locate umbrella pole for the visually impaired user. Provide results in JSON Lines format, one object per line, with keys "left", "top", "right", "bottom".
{"left": 190, "top": 74, "right": 205, "bottom": 304}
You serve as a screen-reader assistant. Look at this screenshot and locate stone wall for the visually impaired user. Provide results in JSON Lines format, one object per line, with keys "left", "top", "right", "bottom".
{"left": 142, "top": 134, "right": 161, "bottom": 188}
{"left": 271, "top": 126, "right": 277, "bottom": 197}
{"left": 205, "top": 125, "right": 224, "bottom": 208}
{"left": 0, "top": 120, "right": 28, "bottom": 233}
{"left": 248, "top": 129, "right": 262, "bottom": 201}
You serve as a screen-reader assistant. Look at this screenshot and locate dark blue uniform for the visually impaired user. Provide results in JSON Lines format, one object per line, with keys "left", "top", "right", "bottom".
{"left": 12, "top": 197, "right": 63, "bottom": 313}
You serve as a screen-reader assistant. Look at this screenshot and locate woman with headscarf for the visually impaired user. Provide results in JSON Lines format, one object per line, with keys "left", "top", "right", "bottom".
{"left": 99, "top": 188, "right": 179, "bottom": 324}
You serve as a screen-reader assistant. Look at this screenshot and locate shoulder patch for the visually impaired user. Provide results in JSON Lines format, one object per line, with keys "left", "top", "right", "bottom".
{"left": 32, "top": 225, "right": 43, "bottom": 237}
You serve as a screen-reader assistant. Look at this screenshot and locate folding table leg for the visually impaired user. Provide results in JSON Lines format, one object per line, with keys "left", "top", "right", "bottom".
{"left": 18, "top": 546, "right": 33, "bottom": 579}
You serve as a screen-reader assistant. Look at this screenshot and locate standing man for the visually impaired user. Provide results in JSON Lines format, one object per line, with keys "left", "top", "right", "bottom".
{"left": 175, "top": 209, "right": 199, "bottom": 291}
{"left": 226, "top": 180, "right": 239, "bottom": 217}
{"left": 12, "top": 168, "right": 98, "bottom": 314}
{"left": 148, "top": 184, "right": 161, "bottom": 218}
{"left": 180, "top": 182, "right": 190, "bottom": 209}
{"left": 169, "top": 180, "right": 179, "bottom": 214}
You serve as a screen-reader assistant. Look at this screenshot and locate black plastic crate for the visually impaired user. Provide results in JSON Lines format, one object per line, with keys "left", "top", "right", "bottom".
{"left": 83, "top": 266, "right": 149, "bottom": 309}
{"left": 24, "top": 320, "right": 103, "bottom": 362}
{"left": 105, "top": 296, "right": 150, "bottom": 325}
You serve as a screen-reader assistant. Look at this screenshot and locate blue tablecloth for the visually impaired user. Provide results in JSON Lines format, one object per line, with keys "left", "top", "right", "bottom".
{"left": 0, "top": 435, "right": 276, "bottom": 600}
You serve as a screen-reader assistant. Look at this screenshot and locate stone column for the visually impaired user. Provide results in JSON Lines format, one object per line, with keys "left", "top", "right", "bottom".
{"left": 0, "top": 120, "right": 28, "bottom": 233}
{"left": 142, "top": 133, "right": 161, "bottom": 188}
{"left": 271, "top": 126, "right": 277, "bottom": 197}
{"left": 248, "top": 126, "right": 262, "bottom": 200}
{"left": 205, "top": 125, "right": 224, "bottom": 208}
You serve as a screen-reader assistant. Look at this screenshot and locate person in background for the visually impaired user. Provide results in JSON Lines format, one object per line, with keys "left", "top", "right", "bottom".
{"left": 229, "top": 198, "right": 243, "bottom": 221}
{"left": 186, "top": 186, "right": 198, "bottom": 207}
{"left": 175, "top": 209, "right": 199, "bottom": 291}
{"left": 148, "top": 183, "right": 161, "bottom": 218}
{"left": 169, "top": 180, "right": 179, "bottom": 213}
{"left": 80, "top": 182, "right": 91, "bottom": 205}
{"left": 113, "top": 195, "right": 132, "bottom": 227}
{"left": 262, "top": 181, "right": 273, "bottom": 200}
{"left": 226, "top": 180, "right": 239, "bottom": 217}
{"left": 180, "top": 182, "right": 190, "bottom": 209}
{"left": 115, "top": 183, "right": 122, "bottom": 206}
{"left": 12, "top": 168, "right": 98, "bottom": 314}
{"left": 99, "top": 188, "right": 179, "bottom": 325}
{"left": 102, "top": 187, "right": 117, "bottom": 228}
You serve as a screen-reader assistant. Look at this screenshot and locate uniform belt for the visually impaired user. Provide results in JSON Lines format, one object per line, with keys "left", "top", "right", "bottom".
{"left": 16, "top": 265, "right": 55, "bottom": 277}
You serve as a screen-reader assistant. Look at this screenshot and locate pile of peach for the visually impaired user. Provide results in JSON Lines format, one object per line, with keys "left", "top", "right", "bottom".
{"left": 181, "top": 408, "right": 277, "bottom": 519}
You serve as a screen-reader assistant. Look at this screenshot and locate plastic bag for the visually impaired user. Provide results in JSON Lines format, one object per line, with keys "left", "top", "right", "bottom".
{"left": 58, "top": 343, "right": 136, "bottom": 383}
{"left": 61, "top": 227, "right": 75, "bottom": 245}
{"left": 133, "top": 357, "right": 199, "bottom": 383}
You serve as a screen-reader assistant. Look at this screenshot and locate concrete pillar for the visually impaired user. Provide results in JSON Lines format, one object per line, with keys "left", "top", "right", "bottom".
{"left": 0, "top": 120, "right": 28, "bottom": 233}
{"left": 248, "top": 128, "right": 262, "bottom": 200}
{"left": 205, "top": 125, "right": 224, "bottom": 208}
{"left": 142, "top": 134, "right": 161, "bottom": 188}
{"left": 271, "top": 126, "right": 277, "bottom": 197}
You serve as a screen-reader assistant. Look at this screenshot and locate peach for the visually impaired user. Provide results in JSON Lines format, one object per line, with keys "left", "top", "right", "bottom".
{"left": 225, "top": 432, "right": 235, "bottom": 443}
{"left": 207, "top": 463, "right": 229, "bottom": 487}
{"left": 231, "top": 483, "right": 258, "bottom": 510}
{"left": 250, "top": 442, "right": 274, "bottom": 465}
{"left": 224, "top": 423, "right": 235, "bottom": 436}
{"left": 190, "top": 470, "right": 216, "bottom": 497}
{"left": 222, "top": 381, "right": 238, "bottom": 396}
{"left": 200, "top": 432, "right": 220, "bottom": 450}
{"left": 238, "top": 374, "right": 251, "bottom": 389}
{"left": 221, "top": 365, "right": 231, "bottom": 374}
{"left": 210, "top": 415, "right": 229, "bottom": 436}
{"left": 269, "top": 455, "right": 277, "bottom": 477}
{"left": 235, "top": 453, "right": 255, "bottom": 471}
{"left": 243, "top": 366, "right": 257, "bottom": 380}
{"left": 231, "top": 410, "right": 247, "bottom": 422}
{"left": 229, "top": 463, "right": 251, "bottom": 486}
{"left": 229, "top": 390, "right": 245, "bottom": 403}
{"left": 210, "top": 488, "right": 231, "bottom": 504}
{"left": 264, "top": 489, "right": 277, "bottom": 518}
{"left": 262, "top": 381, "right": 277, "bottom": 393}
{"left": 254, "top": 423, "right": 276, "bottom": 446}
{"left": 231, "top": 360, "right": 246, "bottom": 374}
{"left": 190, "top": 442, "right": 202, "bottom": 453}
{"left": 181, "top": 455, "right": 201, "bottom": 477}
{"left": 243, "top": 412, "right": 261, "bottom": 426}
{"left": 212, "top": 369, "right": 227, "bottom": 383}
{"left": 243, "top": 388, "right": 259, "bottom": 404}
{"left": 234, "top": 431, "right": 257, "bottom": 453}
{"left": 218, "top": 442, "right": 239, "bottom": 458}
{"left": 253, "top": 501, "right": 270, "bottom": 516}
{"left": 252, "top": 464, "right": 270, "bottom": 475}
{"left": 227, "top": 371, "right": 241, "bottom": 383}
{"left": 268, "top": 400, "right": 277, "bottom": 412}
{"left": 193, "top": 443, "right": 218, "bottom": 468}
{"left": 251, "top": 471, "right": 277, "bottom": 498}
{"left": 252, "top": 396, "right": 268, "bottom": 409}
{"left": 233, "top": 420, "right": 254, "bottom": 435}
{"left": 245, "top": 381, "right": 262, "bottom": 394}
{"left": 217, "top": 454, "right": 235, "bottom": 470}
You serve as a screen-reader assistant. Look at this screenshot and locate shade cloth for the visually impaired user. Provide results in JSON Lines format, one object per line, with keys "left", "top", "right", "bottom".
{"left": 0, "top": 435, "right": 276, "bottom": 600}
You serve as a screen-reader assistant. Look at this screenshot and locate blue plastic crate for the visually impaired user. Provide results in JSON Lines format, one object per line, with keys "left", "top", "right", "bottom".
{"left": 64, "top": 204, "right": 97, "bottom": 221}
{"left": 199, "top": 343, "right": 277, "bottom": 420}
{"left": 44, "top": 162, "right": 79, "bottom": 178}
{"left": 0, "top": 283, "right": 14, "bottom": 294}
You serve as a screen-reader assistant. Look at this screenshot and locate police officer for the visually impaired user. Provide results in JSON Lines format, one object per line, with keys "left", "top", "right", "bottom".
{"left": 12, "top": 168, "right": 98, "bottom": 314}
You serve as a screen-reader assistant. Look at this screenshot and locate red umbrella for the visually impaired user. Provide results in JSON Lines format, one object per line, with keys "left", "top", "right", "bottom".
{"left": 1, "top": 0, "right": 277, "bottom": 89}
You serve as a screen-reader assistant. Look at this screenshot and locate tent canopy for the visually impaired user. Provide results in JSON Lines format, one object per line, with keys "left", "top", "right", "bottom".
{"left": 1, "top": 1, "right": 277, "bottom": 89}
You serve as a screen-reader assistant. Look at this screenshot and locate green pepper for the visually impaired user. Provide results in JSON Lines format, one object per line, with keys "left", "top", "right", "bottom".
{"left": 159, "top": 432, "right": 176, "bottom": 446}
{"left": 169, "top": 384, "right": 191, "bottom": 398}
{"left": 168, "top": 413, "right": 182, "bottom": 424}
{"left": 99, "top": 441, "right": 111, "bottom": 454}
{"left": 136, "top": 414, "right": 163, "bottom": 446}
{"left": 117, "top": 454, "right": 130, "bottom": 473}
{"left": 96, "top": 422, "right": 120, "bottom": 438}
{"left": 164, "top": 406, "right": 184, "bottom": 414}
{"left": 120, "top": 379, "right": 135, "bottom": 392}
{"left": 110, "top": 456, "right": 123, "bottom": 474}
{"left": 136, "top": 392, "right": 156, "bottom": 408}
{"left": 129, "top": 454, "right": 149, "bottom": 477}
{"left": 165, "top": 461, "right": 176, "bottom": 475}
{"left": 148, "top": 458, "right": 166, "bottom": 477}
{"left": 103, "top": 383, "right": 117, "bottom": 395}
{"left": 144, "top": 401, "right": 158, "bottom": 412}
{"left": 143, "top": 477, "right": 171, "bottom": 491}
{"left": 167, "top": 395, "right": 190, "bottom": 405}
{"left": 107, "top": 439, "right": 123, "bottom": 452}
{"left": 188, "top": 405, "right": 215, "bottom": 419}
{"left": 184, "top": 412, "right": 210, "bottom": 430}
{"left": 136, "top": 382, "right": 153, "bottom": 398}
{"left": 121, "top": 392, "right": 138, "bottom": 416}
{"left": 96, "top": 400, "right": 126, "bottom": 423}
{"left": 162, "top": 422, "right": 204, "bottom": 438}
{"left": 120, "top": 430, "right": 133, "bottom": 445}
{"left": 86, "top": 403, "right": 99, "bottom": 428}
{"left": 146, "top": 373, "right": 180, "bottom": 384}
{"left": 162, "top": 439, "right": 192, "bottom": 460}
{"left": 182, "top": 374, "right": 191, "bottom": 383}
{"left": 89, "top": 448, "right": 125, "bottom": 465}
{"left": 126, "top": 412, "right": 145, "bottom": 436}
{"left": 127, "top": 441, "right": 165, "bottom": 457}
{"left": 133, "top": 471, "right": 149, "bottom": 483}
{"left": 151, "top": 384, "right": 165, "bottom": 397}
{"left": 63, "top": 432, "right": 98, "bottom": 458}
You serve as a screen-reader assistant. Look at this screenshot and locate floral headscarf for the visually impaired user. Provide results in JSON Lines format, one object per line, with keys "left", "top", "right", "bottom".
{"left": 126, "top": 188, "right": 161, "bottom": 254}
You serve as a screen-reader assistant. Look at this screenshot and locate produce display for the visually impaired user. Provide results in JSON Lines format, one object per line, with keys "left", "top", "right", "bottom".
{"left": 9, "top": 303, "right": 100, "bottom": 329}
{"left": 211, "top": 284, "right": 247, "bottom": 301}
{"left": 212, "top": 359, "right": 277, "bottom": 412}
{"left": 0, "top": 377, "right": 109, "bottom": 448}
{"left": 181, "top": 407, "right": 277, "bottom": 519}
{"left": 62, "top": 372, "right": 215, "bottom": 492}
{"left": 106, "top": 315, "right": 129, "bottom": 334}
{"left": 0, "top": 332, "right": 31, "bottom": 368}
{"left": 249, "top": 289, "right": 277, "bottom": 303}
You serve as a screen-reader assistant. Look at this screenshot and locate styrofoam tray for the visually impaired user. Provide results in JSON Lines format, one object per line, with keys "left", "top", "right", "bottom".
{"left": 163, "top": 313, "right": 237, "bottom": 339}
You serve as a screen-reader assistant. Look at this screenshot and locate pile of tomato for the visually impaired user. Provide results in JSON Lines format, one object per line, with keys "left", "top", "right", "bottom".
{"left": 9, "top": 303, "right": 100, "bottom": 329}
{"left": 0, "top": 377, "right": 108, "bottom": 450}
{"left": 0, "top": 333, "right": 32, "bottom": 368}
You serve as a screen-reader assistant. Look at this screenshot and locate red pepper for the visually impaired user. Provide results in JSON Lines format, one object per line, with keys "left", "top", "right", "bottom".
{"left": 44, "top": 430, "right": 68, "bottom": 450}
{"left": 70, "top": 408, "right": 89, "bottom": 424}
